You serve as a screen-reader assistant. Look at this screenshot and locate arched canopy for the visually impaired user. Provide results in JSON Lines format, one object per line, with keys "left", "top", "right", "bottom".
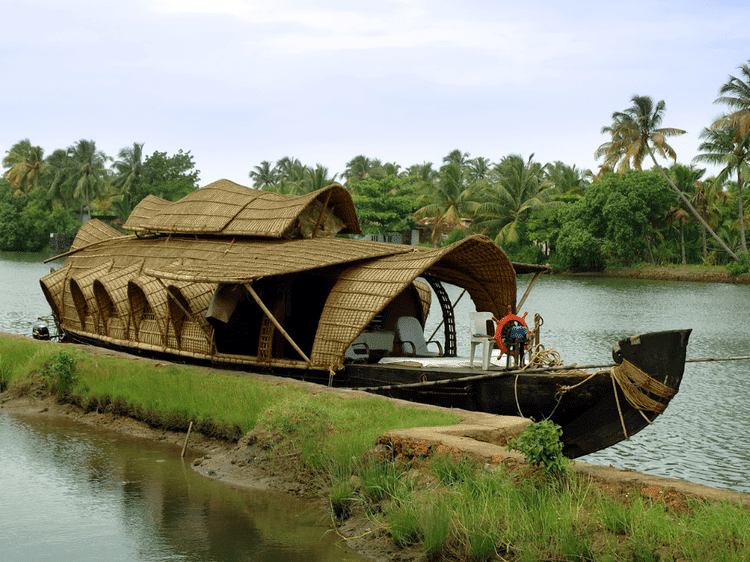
{"left": 122, "top": 180, "right": 361, "bottom": 237}
{"left": 310, "top": 235, "right": 516, "bottom": 369}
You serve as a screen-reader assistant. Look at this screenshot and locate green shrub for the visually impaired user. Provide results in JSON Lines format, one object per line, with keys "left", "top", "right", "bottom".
{"left": 42, "top": 350, "right": 79, "bottom": 398}
{"left": 726, "top": 251, "right": 750, "bottom": 276}
{"left": 507, "top": 419, "right": 571, "bottom": 474}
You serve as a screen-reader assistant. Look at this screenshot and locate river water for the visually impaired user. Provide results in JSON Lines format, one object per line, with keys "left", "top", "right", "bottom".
{"left": 1, "top": 254, "right": 749, "bottom": 560}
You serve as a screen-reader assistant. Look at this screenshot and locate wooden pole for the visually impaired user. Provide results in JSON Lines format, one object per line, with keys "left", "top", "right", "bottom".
{"left": 181, "top": 421, "right": 193, "bottom": 458}
{"left": 516, "top": 271, "right": 544, "bottom": 311}
{"left": 244, "top": 283, "right": 312, "bottom": 365}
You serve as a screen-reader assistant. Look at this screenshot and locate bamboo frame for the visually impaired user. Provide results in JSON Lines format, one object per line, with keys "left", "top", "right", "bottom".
{"left": 243, "top": 282, "right": 312, "bottom": 365}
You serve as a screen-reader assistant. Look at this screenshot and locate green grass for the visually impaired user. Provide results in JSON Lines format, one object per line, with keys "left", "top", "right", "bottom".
{"left": 5, "top": 336, "right": 750, "bottom": 561}
{"left": 0, "top": 335, "right": 458, "bottom": 467}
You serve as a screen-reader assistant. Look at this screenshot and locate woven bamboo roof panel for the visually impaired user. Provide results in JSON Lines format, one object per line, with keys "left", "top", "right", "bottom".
{"left": 128, "top": 275, "right": 170, "bottom": 339}
{"left": 140, "top": 237, "right": 415, "bottom": 283}
{"left": 310, "top": 235, "right": 516, "bottom": 369}
{"left": 121, "top": 195, "right": 172, "bottom": 231}
{"left": 70, "top": 219, "right": 124, "bottom": 251}
{"left": 123, "top": 179, "right": 360, "bottom": 237}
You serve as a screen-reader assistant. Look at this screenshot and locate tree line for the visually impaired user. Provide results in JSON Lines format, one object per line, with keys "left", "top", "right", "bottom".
{"left": 4, "top": 60, "right": 750, "bottom": 273}
{"left": 1, "top": 140, "right": 199, "bottom": 252}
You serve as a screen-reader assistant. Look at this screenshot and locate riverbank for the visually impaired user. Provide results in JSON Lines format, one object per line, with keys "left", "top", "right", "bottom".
{"left": 2, "top": 335, "right": 749, "bottom": 561}
{"left": 566, "top": 264, "right": 750, "bottom": 284}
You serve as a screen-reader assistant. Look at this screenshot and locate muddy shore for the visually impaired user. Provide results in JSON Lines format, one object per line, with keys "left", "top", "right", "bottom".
{"left": 2, "top": 336, "right": 748, "bottom": 562}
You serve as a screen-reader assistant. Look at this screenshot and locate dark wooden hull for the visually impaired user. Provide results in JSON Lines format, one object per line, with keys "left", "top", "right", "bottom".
{"left": 65, "top": 328, "right": 690, "bottom": 459}
{"left": 345, "top": 330, "right": 691, "bottom": 458}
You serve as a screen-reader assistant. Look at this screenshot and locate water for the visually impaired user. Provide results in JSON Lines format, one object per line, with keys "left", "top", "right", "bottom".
{"left": 0, "top": 251, "right": 59, "bottom": 336}
{"left": 0, "top": 414, "right": 364, "bottom": 562}
{"left": 2, "top": 254, "right": 750, "bottom": 495}
{"left": 424, "top": 275, "right": 750, "bottom": 494}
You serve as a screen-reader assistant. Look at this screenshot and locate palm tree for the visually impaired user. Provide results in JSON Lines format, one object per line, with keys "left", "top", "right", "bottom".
{"left": 111, "top": 142, "right": 146, "bottom": 213}
{"left": 595, "top": 95, "right": 685, "bottom": 173}
{"left": 415, "top": 162, "right": 475, "bottom": 245}
{"left": 442, "top": 149, "right": 470, "bottom": 170}
{"left": 544, "top": 161, "right": 590, "bottom": 196}
{"left": 467, "top": 157, "right": 492, "bottom": 183}
{"left": 713, "top": 60, "right": 750, "bottom": 141}
{"left": 667, "top": 165, "right": 705, "bottom": 264}
{"left": 49, "top": 139, "right": 111, "bottom": 220}
{"left": 273, "top": 157, "right": 305, "bottom": 195}
{"left": 301, "top": 164, "right": 338, "bottom": 193}
{"left": 249, "top": 160, "right": 278, "bottom": 189}
{"left": 406, "top": 162, "right": 436, "bottom": 183}
{"left": 473, "top": 154, "right": 556, "bottom": 244}
{"left": 694, "top": 124, "right": 750, "bottom": 253}
{"left": 692, "top": 177, "right": 729, "bottom": 260}
{"left": 2, "top": 139, "right": 45, "bottom": 196}
{"left": 597, "top": 95, "right": 739, "bottom": 261}
{"left": 344, "top": 155, "right": 373, "bottom": 185}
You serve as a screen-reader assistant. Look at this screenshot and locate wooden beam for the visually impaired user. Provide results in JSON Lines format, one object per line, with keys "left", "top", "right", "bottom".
{"left": 244, "top": 282, "right": 312, "bottom": 365}
{"left": 517, "top": 271, "right": 543, "bottom": 311}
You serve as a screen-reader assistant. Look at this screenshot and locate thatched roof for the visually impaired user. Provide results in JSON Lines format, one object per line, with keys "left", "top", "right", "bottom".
{"left": 42, "top": 182, "right": 547, "bottom": 371}
{"left": 309, "top": 235, "right": 517, "bottom": 368}
{"left": 122, "top": 179, "right": 361, "bottom": 238}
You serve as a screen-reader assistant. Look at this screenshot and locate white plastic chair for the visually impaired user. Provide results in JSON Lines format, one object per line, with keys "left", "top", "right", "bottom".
{"left": 396, "top": 316, "right": 443, "bottom": 357}
{"left": 469, "top": 311, "right": 495, "bottom": 370}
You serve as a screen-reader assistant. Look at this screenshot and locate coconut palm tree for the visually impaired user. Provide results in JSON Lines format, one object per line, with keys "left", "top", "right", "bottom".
{"left": 467, "top": 156, "right": 492, "bottom": 184}
{"left": 344, "top": 155, "right": 374, "bottom": 186}
{"left": 544, "top": 161, "right": 590, "bottom": 196}
{"left": 713, "top": 60, "right": 750, "bottom": 141}
{"left": 694, "top": 124, "right": 750, "bottom": 253}
{"left": 442, "top": 149, "right": 471, "bottom": 170}
{"left": 597, "top": 95, "right": 739, "bottom": 261}
{"left": 111, "top": 142, "right": 146, "bottom": 213}
{"left": 415, "top": 162, "right": 475, "bottom": 245}
{"left": 473, "top": 154, "right": 556, "bottom": 244}
{"left": 2, "top": 139, "right": 45, "bottom": 196}
{"left": 406, "top": 161, "right": 436, "bottom": 183}
{"left": 301, "top": 164, "right": 338, "bottom": 193}
{"left": 273, "top": 157, "right": 305, "bottom": 195}
{"left": 667, "top": 165, "right": 705, "bottom": 264}
{"left": 49, "top": 139, "right": 111, "bottom": 220}
{"left": 249, "top": 160, "right": 278, "bottom": 189}
{"left": 692, "top": 177, "right": 729, "bottom": 261}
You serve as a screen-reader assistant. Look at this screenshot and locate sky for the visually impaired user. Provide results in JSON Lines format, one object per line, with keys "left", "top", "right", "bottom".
{"left": 3, "top": 0, "right": 750, "bottom": 185}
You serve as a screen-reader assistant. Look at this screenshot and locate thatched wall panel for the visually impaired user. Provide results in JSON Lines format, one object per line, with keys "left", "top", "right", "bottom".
{"left": 65, "top": 261, "right": 113, "bottom": 332}
{"left": 40, "top": 264, "right": 72, "bottom": 324}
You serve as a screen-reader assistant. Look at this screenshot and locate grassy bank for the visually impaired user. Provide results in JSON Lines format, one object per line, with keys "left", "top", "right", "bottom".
{"left": 3, "top": 336, "right": 750, "bottom": 561}
{"left": 580, "top": 263, "right": 750, "bottom": 284}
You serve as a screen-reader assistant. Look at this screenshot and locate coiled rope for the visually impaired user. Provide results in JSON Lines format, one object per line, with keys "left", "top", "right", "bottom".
{"left": 521, "top": 345, "right": 677, "bottom": 439}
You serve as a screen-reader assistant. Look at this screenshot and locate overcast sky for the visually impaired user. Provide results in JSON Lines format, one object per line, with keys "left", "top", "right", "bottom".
{"left": 3, "top": 0, "right": 750, "bottom": 185}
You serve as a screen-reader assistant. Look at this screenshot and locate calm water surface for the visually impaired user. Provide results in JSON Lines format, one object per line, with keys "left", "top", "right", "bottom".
{"left": 0, "top": 413, "right": 365, "bottom": 562}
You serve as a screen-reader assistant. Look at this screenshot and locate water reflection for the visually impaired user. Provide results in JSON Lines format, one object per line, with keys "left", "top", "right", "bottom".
{"left": 0, "top": 414, "right": 365, "bottom": 562}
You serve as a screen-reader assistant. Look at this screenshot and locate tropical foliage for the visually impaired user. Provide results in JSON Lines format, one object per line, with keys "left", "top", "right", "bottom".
{"left": 4, "top": 59, "right": 750, "bottom": 272}
{"left": 0, "top": 141, "right": 200, "bottom": 251}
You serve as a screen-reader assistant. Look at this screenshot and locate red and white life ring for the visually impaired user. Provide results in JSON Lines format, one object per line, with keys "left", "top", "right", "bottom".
{"left": 492, "top": 307, "right": 529, "bottom": 356}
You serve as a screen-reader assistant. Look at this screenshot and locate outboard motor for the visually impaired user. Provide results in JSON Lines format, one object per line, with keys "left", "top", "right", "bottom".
{"left": 32, "top": 322, "right": 50, "bottom": 341}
